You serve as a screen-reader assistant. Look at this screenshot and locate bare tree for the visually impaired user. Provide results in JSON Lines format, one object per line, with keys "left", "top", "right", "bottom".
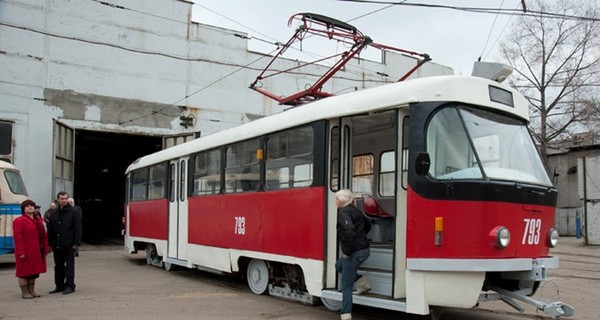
{"left": 500, "top": 0, "right": 600, "bottom": 165}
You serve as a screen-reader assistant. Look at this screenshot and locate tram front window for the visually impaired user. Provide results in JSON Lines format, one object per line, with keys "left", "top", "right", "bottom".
{"left": 427, "top": 106, "right": 551, "bottom": 186}
{"left": 4, "top": 170, "right": 28, "bottom": 195}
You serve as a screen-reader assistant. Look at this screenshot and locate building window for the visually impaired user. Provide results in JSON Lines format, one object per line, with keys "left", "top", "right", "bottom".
{"left": 54, "top": 122, "right": 74, "bottom": 181}
{"left": 0, "top": 121, "right": 13, "bottom": 163}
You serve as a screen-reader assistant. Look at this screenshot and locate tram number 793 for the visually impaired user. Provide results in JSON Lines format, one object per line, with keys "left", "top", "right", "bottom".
{"left": 522, "top": 218, "right": 541, "bottom": 245}
{"left": 234, "top": 216, "right": 246, "bottom": 235}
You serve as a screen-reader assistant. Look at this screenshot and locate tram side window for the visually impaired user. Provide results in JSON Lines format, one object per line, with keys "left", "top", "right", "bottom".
{"left": 352, "top": 154, "right": 373, "bottom": 195}
{"left": 266, "top": 126, "right": 314, "bottom": 190}
{"left": 131, "top": 169, "right": 148, "bottom": 201}
{"left": 226, "top": 139, "right": 260, "bottom": 193}
{"left": 148, "top": 163, "right": 167, "bottom": 200}
{"left": 379, "top": 151, "right": 395, "bottom": 197}
{"left": 192, "top": 149, "right": 221, "bottom": 195}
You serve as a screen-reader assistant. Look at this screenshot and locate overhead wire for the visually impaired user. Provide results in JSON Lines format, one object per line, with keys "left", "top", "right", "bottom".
{"left": 118, "top": 47, "right": 280, "bottom": 125}
{"left": 336, "top": 0, "right": 600, "bottom": 22}
{"left": 479, "top": 0, "right": 505, "bottom": 61}
{"left": 193, "top": 2, "right": 406, "bottom": 82}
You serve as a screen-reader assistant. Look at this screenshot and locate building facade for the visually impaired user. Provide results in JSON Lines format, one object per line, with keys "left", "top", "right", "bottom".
{"left": 548, "top": 133, "right": 600, "bottom": 242}
{"left": 0, "top": 0, "right": 452, "bottom": 239}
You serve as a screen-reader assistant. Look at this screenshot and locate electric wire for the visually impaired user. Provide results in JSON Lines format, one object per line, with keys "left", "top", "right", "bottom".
{"left": 0, "top": 20, "right": 392, "bottom": 86}
{"left": 118, "top": 48, "right": 280, "bottom": 125}
{"left": 479, "top": 0, "right": 505, "bottom": 60}
{"left": 337, "top": 0, "right": 600, "bottom": 22}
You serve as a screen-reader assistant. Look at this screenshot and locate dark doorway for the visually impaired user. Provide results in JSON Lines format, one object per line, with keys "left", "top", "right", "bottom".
{"left": 74, "top": 131, "right": 162, "bottom": 244}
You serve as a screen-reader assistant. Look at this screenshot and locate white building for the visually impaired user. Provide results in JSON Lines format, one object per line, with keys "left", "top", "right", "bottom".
{"left": 0, "top": 0, "right": 452, "bottom": 240}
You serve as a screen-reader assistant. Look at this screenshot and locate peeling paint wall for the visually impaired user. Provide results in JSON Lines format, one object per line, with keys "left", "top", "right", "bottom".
{"left": 0, "top": 0, "right": 452, "bottom": 204}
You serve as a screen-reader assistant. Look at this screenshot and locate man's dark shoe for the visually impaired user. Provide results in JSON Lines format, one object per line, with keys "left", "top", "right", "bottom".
{"left": 49, "top": 288, "right": 64, "bottom": 294}
{"left": 62, "top": 288, "right": 75, "bottom": 295}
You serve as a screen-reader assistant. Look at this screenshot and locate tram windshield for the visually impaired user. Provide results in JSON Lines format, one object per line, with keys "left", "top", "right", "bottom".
{"left": 426, "top": 105, "right": 552, "bottom": 186}
{"left": 4, "top": 169, "right": 28, "bottom": 195}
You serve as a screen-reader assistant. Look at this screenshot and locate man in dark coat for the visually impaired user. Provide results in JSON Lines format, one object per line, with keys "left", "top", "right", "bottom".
{"left": 47, "top": 191, "right": 82, "bottom": 295}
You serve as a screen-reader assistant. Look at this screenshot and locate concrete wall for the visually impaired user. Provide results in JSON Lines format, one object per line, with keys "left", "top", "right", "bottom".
{"left": 548, "top": 149, "right": 600, "bottom": 237}
{"left": 0, "top": 0, "right": 452, "bottom": 205}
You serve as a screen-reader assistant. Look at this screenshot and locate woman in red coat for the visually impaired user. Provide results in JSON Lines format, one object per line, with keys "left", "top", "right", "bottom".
{"left": 13, "top": 199, "right": 49, "bottom": 298}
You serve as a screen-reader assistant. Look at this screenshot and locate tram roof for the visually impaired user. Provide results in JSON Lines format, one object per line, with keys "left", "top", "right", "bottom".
{"left": 0, "top": 160, "right": 20, "bottom": 171}
{"left": 126, "top": 75, "right": 529, "bottom": 172}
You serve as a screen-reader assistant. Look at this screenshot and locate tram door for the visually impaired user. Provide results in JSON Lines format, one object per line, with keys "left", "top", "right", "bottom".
{"left": 167, "top": 157, "right": 189, "bottom": 262}
{"left": 337, "top": 111, "right": 400, "bottom": 297}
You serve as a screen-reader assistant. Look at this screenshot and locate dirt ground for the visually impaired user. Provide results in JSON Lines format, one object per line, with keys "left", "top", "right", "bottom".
{"left": 0, "top": 236, "right": 596, "bottom": 320}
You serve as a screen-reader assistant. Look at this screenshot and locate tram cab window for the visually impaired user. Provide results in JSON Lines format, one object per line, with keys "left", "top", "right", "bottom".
{"left": 427, "top": 107, "right": 483, "bottom": 179}
{"left": 226, "top": 139, "right": 260, "bottom": 193}
{"left": 427, "top": 106, "right": 551, "bottom": 185}
{"left": 266, "top": 126, "right": 314, "bottom": 190}
{"left": 192, "top": 149, "right": 221, "bottom": 195}
{"left": 4, "top": 170, "right": 28, "bottom": 195}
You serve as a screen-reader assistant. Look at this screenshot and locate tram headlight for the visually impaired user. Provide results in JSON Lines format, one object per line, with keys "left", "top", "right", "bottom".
{"left": 548, "top": 228, "right": 559, "bottom": 248}
{"left": 490, "top": 226, "right": 510, "bottom": 249}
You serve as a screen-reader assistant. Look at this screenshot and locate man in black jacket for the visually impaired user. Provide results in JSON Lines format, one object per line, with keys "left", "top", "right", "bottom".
{"left": 47, "top": 191, "right": 82, "bottom": 295}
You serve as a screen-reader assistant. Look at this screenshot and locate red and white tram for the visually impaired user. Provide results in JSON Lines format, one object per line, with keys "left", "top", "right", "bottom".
{"left": 124, "top": 75, "right": 573, "bottom": 318}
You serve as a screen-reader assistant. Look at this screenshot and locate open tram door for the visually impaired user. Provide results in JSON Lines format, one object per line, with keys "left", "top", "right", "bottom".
{"left": 323, "top": 108, "right": 410, "bottom": 311}
{"left": 165, "top": 157, "right": 190, "bottom": 270}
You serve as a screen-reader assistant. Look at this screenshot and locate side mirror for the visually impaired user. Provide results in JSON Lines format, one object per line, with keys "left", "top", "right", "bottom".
{"left": 415, "top": 152, "right": 431, "bottom": 176}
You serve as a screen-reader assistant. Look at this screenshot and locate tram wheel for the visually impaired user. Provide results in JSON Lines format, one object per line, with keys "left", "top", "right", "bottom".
{"left": 145, "top": 244, "right": 156, "bottom": 266}
{"left": 163, "top": 261, "right": 175, "bottom": 271}
{"left": 246, "top": 259, "right": 269, "bottom": 295}
{"left": 321, "top": 297, "right": 342, "bottom": 311}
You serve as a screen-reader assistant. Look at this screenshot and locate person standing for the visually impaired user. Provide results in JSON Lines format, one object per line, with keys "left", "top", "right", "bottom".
{"left": 43, "top": 202, "right": 56, "bottom": 225}
{"left": 33, "top": 205, "right": 42, "bottom": 219}
{"left": 335, "top": 189, "right": 372, "bottom": 320}
{"left": 12, "top": 199, "right": 49, "bottom": 299}
{"left": 47, "top": 191, "right": 82, "bottom": 295}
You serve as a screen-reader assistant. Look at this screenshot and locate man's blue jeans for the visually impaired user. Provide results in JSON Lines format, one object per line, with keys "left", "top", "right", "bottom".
{"left": 335, "top": 248, "right": 370, "bottom": 314}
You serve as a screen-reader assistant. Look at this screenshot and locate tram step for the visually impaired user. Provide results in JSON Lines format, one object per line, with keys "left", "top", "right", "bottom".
{"left": 357, "top": 269, "right": 392, "bottom": 296}
{"left": 362, "top": 247, "right": 393, "bottom": 271}
{"left": 321, "top": 289, "right": 407, "bottom": 312}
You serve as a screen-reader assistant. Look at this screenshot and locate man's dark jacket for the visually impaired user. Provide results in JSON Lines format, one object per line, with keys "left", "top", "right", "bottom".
{"left": 47, "top": 205, "right": 83, "bottom": 249}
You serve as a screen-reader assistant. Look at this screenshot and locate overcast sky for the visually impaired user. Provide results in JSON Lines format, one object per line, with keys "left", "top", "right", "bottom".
{"left": 191, "top": 0, "right": 523, "bottom": 75}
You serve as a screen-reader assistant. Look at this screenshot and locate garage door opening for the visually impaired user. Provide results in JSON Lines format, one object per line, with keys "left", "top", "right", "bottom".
{"left": 74, "top": 130, "right": 162, "bottom": 244}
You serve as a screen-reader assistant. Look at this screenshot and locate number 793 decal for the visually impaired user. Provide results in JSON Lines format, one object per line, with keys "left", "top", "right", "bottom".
{"left": 234, "top": 216, "right": 246, "bottom": 235}
{"left": 522, "top": 218, "right": 541, "bottom": 245}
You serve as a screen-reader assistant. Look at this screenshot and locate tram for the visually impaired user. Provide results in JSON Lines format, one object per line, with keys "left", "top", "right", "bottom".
{"left": 124, "top": 75, "right": 573, "bottom": 318}
{"left": 0, "top": 160, "right": 30, "bottom": 255}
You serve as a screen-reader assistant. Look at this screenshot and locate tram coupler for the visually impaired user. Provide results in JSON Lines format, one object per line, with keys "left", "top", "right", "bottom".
{"left": 486, "top": 286, "right": 574, "bottom": 319}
